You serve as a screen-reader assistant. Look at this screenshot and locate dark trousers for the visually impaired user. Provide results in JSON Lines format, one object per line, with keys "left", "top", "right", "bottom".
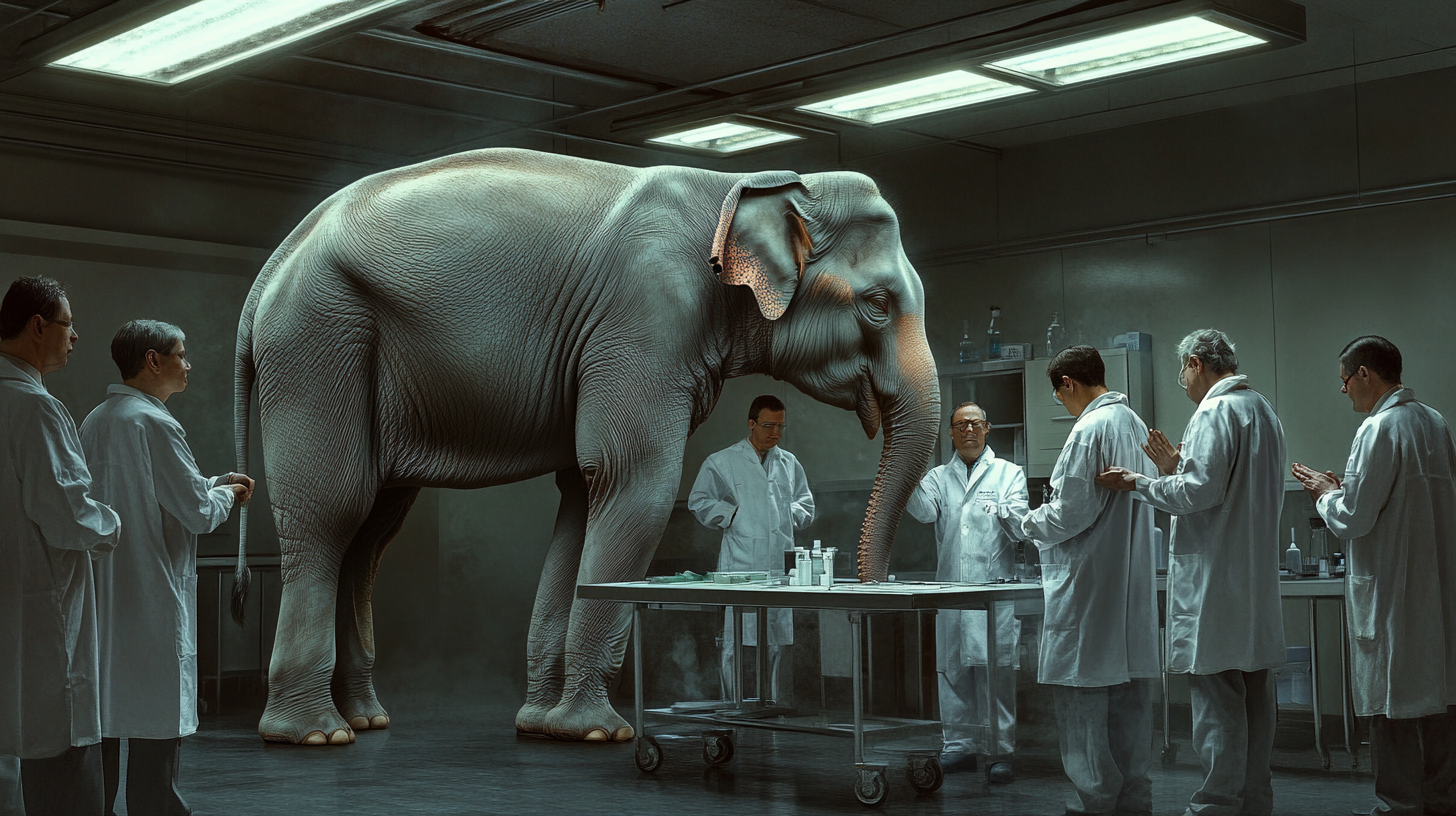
{"left": 102, "top": 737, "right": 190, "bottom": 816}
{"left": 20, "top": 743, "right": 103, "bottom": 816}
{"left": 1186, "top": 669, "right": 1277, "bottom": 816}
{"left": 1369, "top": 709, "right": 1456, "bottom": 816}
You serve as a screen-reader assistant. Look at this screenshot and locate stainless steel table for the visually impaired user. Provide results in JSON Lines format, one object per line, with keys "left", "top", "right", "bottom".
{"left": 578, "top": 579, "right": 1044, "bottom": 806}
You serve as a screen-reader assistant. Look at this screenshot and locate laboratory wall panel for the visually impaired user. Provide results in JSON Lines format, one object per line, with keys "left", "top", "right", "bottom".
{"left": 1269, "top": 196, "right": 1456, "bottom": 472}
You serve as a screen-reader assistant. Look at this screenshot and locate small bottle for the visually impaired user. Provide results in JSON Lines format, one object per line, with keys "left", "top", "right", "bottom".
{"left": 959, "top": 320, "right": 979, "bottom": 364}
{"left": 1285, "top": 528, "right": 1302, "bottom": 575}
{"left": 1308, "top": 517, "right": 1328, "bottom": 563}
{"left": 1046, "top": 312, "right": 1066, "bottom": 358}
{"left": 986, "top": 306, "right": 1002, "bottom": 360}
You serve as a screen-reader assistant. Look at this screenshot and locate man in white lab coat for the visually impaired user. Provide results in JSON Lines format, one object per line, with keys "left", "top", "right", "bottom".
{"left": 907, "top": 401, "right": 1028, "bottom": 782}
{"left": 81, "top": 320, "right": 252, "bottom": 816}
{"left": 0, "top": 276, "right": 122, "bottom": 816}
{"left": 1099, "top": 330, "right": 1287, "bottom": 816}
{"left": 1293, "top": 336, "right": 1456, "bottom": 816}
{"left": 689, "top": 394, "right": 814, "bottom": 705}
{"left": 1019, "top": 346, "right": 1160, "bottom": 816}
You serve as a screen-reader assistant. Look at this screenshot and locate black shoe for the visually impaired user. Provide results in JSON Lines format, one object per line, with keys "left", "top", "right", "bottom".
{"left": 939, "top": 751, "right": 978, "bottom": 774}
{"left": 987, "top": 760, "right": 1014, "bottom": 784}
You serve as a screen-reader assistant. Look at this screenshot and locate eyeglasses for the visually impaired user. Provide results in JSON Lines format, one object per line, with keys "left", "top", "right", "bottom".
{"left": 755, "top": 422, "right": 787, "bottom": 432}
{"left": 1340, "top": 371, "right": 1356, "bottom": 392}
{"left": 952, "top": 420, "right": 992, "bottom": 432}
{"left": 47, "top": 318, "right": 74, "bottom": 332}
{"left": 1178, "top": 358, "right": 1198, "bottom": 388}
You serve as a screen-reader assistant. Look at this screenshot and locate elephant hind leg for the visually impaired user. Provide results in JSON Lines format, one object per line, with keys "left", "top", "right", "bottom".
{"left": 333, "top": 486, "right": 421, "bottom": 732}
{"left": 516, "top": 468, "right": 588, "bottom": 737}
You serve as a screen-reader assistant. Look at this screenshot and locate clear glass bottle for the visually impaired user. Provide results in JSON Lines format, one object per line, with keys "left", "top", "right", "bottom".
{"left": 1046, "top": 312, "right": 1066, "bottom": 358}
{"left": 959, "top": 319, "right": 979, "bottom": 364}
{"left": 986, "top": 306, "right": 1002, "bottom": 360}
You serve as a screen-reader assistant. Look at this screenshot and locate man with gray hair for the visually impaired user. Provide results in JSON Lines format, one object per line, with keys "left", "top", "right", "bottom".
{"left": 81, "top": 319, "right": 253, "bottom": 816}
{"left": 1100, "top": 329, "right": 1287, "bottom": 816}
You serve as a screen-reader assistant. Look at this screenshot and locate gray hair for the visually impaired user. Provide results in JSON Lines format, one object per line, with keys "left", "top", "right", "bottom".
{"left": 111, "top": 319, "right": 185, "bottom": 379}
{"left": 1176, "top": 329, "right": 1238, "bottom": 375}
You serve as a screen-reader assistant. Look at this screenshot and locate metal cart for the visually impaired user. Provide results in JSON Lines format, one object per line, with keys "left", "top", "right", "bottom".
{"left": 578, "top": 579, "right": 1043, "bottom": 806}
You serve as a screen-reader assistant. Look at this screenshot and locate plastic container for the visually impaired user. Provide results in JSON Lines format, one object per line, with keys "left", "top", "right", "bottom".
{"left": 959, "top": 320, "right": 979, "bottom": 364}
{"left": 1276, "top": 645, "right": 1312, "bottom": 705}
{"left": 1285, "top": 529, "right": 1303, "bottom": 575}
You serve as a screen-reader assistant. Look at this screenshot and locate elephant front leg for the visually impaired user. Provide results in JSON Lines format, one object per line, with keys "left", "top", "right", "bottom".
{"left": 516, "top": 469, "right": 588, "bottom": 736}
{"left": 542, "top": 433, "right": 685, "bottom": 742}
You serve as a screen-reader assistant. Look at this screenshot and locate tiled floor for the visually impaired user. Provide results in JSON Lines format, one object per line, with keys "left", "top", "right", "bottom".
{"left": 109, "top": 702, "right": 1381, "bottom": 815}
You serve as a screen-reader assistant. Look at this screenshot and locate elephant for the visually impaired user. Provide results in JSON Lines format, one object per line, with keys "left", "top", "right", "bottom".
{"left": 232, "top": 147, "right": 940, "bottom": 746}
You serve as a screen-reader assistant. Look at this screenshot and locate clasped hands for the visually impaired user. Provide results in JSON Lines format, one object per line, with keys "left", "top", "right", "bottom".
{"left": 1290, "top": 462, "right": 1341, "bottom": 502}
{"left": 1095, "top": 429, "right": 1182, "bottom": 491}
{"left": 221, "top": 472, "right": 256, "bottom": 505}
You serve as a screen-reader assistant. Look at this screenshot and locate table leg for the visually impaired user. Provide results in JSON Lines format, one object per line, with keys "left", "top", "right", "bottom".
{"left": 1340, "top": 601, "right": 1358, "bottom": 768}
{"left": 756, "top": 606, "right": 769, "bottom": 705}
{"left": 215, "top": 570, "right": 223, "bottom": 716}
{"left": 633, "top": 604, "right": 644, "bottom": 741}
{"left": 1309, "top": 598, "right": 1330, "bottom": 769}
{"left": 986, "top": 601, "right": 1000, "bottom": 759}
{"left": 851, "top": 611, "right": 865, "bottom": 764}
{"left": 732, "top": 606, "right": 744, "bottom": 709}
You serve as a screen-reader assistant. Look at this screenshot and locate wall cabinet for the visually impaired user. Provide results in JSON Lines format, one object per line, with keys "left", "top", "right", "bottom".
{"left": 1023, "top": 347, "right": 1154, "bottom": 478}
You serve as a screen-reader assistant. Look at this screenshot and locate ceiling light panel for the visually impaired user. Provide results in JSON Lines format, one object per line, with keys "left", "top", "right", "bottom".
{"left": 797, "top": 70, "right": 1034, "bottom": 125}
{"left": 647, "top": 122, "right": 801, "bottom": 154}
{"left": 52, "top": 0, "right": 411, "bottom": 85}
{"left": 985, "top": 15, "right": 1267, "bottom": 86}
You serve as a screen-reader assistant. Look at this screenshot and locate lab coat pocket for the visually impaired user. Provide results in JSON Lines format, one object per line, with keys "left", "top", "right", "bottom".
{"left": 1346, "top": 574, "right": 1378, "bottom": 641}
{"left": 1165, "top": 553, "right": 1203, "bottom": 664}
{"left": 1039, "top": 563, "right": 1075, "bottom": 632}
{"left": 177, "top": 574, "right": 198, "bottom": 658}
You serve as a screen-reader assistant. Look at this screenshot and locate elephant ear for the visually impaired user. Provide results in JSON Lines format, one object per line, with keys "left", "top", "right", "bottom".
{"left": 709, "top": 171, "right": 812, "bottom": 321}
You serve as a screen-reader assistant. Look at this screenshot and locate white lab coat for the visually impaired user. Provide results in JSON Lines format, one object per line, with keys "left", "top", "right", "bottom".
{"left": 907, "top": 445, "right": 1027, "bottom": 667}
{"left": 1133, "top": 375, "right": 1287, "bottom": 675}
{"left": 81, "top": 385, "right": 235, "bottom": 740}
{"left": 1315, "top": 387, "right": 1456, "bottom": 719}
{"left": 689, "top": 438, "right": 813, "bottom": 645}
{"left": 1020, "top": 391, "right": 1160, "bottom": 687}
{"left": 0, "top": 353, "right": 121, "bottom": 759}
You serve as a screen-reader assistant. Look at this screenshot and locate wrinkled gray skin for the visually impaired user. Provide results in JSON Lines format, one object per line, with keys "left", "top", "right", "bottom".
{"left": 234, "top": 148, "right": 939, "bottom": 745}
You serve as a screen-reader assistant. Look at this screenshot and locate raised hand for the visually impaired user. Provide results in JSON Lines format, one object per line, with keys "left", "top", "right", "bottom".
{"left": 1143, "top": 429, "right": 1181, "bottom": 475}
{"left": 1291, "top": 462, "right": 1340, "bottom": 502}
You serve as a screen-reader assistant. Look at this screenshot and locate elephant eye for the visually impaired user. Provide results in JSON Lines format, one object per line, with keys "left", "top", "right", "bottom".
{"left": 860, "top": 289, "right": 892, "bottom": 327}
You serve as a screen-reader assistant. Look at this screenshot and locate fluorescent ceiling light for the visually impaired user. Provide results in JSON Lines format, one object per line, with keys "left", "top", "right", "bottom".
{"left": 51, "top": 0, "right": 410, "bottom": 85}
{"left": 986, "top": 15, "right": 1266, "bottom": 86}
{"left": 797, "top": 69, "right": 1034, "bottom": 125}
{"left": 648, "top": 122, "right": 801, "bottom": 154}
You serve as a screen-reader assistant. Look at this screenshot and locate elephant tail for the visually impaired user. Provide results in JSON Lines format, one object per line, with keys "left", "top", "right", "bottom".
{"left": 232, "top": 279, "right": 258, "bottom": 626}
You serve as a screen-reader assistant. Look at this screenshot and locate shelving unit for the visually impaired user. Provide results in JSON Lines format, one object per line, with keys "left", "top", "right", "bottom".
{"left": 936, "top": 359, "right": 1027, "bottom": 468}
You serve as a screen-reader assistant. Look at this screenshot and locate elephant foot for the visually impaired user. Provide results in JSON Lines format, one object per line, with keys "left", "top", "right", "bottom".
{"left": 542, "top": 696, "right": 633, "bottom": 742}
{"left": 515, "top": 701, "right": 555, "bottom": 737}
{"left": 338, "top": 695, "right": 390, "bottom": 731}
{"left": 259, "top": 706, "right": 356, "bottom": 746}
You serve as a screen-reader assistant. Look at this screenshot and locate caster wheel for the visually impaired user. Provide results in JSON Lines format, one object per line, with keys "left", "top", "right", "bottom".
{"left": 703, "top": 734, "right": 734, "bottom": 767}
{"left": 853, "top": 767, "right": 888, "bottom": 806}
{"left": 907, "top": 755, "right": 943, "bottom": 794}
{"left": 635, "top": 736, "right": 663, "bottom": 773}
{"left": 1160, "top": 743, "right": 1179, "bottom": 769}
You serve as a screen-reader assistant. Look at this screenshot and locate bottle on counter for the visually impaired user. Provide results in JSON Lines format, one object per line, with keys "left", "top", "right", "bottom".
{"left": 986, "top": 306, "right": 1002, "bottom": 360}
{"left": 959, "top": 319, "right": 980, "bottom": 364}
{"left": 1285, "top": 528, "right": 1303, "bottom": 575}
{"left": 1046, "top": 312, "right": 1066, "bottom": 358}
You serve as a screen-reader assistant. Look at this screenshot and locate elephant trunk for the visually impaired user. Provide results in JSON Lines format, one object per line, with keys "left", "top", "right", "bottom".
{"left": 857, "top": 334, "right": 940, "bottom": 582}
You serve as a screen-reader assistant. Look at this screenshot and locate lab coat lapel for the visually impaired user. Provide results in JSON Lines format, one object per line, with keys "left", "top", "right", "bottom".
{"left": 0, "top": 353, "right": 42, "bottom": 387}
{"left": 963, "top": 447, "right": 997, "bottom": 498}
